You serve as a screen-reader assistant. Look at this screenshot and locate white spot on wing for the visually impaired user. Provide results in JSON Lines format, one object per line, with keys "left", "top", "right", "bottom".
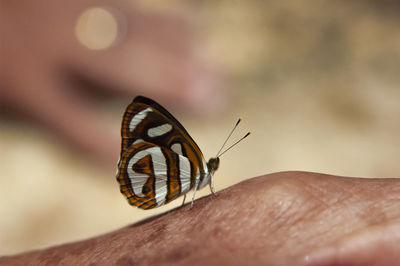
{"left": 178, "top": 155, "right": 192, "bottom": 193}
{"left": 127, "top": 150, "right": 148, "bottom": 197}
{"left": 199, "top": 157, "right": 210, "bottom": 189}
{"left": 132, "top": 139, "right": 144, "bottom": 145}
{"left": 147, "top": 123, "right": 173, "bottom": 137}
{"left": 129, "top": 107, "right": 152, "bottom": 132}
{"left": 148, "top": 147, "right": 168, "bottom": 205}
{"left": 127, "top": 146, "right": 168, "bottom": 204}
{"left": 171, "top": 143, "right": 183, "bottom": 155}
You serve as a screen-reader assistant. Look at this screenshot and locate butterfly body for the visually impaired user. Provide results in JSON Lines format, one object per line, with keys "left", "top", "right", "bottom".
{"left": 116, "top": 96, "right": 217, "bottom": 209}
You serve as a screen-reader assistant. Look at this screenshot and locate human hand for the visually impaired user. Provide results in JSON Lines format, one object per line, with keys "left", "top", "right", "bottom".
{"left": 0, "top": 0, "right": 222, "bottom": 165}
{"left": 2, "top": 171, "right": 399, "bottom": 265}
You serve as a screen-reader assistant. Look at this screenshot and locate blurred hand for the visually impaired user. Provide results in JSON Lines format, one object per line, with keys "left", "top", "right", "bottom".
{"left": 2, "top": 172, "right": 399, "bottom": 265}
{"left": 0, "top": 0, "right": 222, "bottom": 166}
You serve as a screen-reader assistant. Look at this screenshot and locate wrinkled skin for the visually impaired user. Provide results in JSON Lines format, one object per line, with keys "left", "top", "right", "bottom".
{"left": 0, "top": 0, "right": 222, "bottom": 166}
{"left": 1, "top": 171, "right": 399, "bottom": 265}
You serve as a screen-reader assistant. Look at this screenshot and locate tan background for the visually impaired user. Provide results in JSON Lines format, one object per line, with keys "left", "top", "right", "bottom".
{"left": 1, "top": 0, "right": 400, "bottom": 255}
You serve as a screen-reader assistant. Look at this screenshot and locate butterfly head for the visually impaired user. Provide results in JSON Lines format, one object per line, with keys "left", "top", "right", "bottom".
{"left": 207, "top": 157, "right": 220, "bottom": 174}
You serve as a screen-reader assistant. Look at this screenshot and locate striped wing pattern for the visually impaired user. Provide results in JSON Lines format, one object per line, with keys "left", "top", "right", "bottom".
{"left": 116, "top": 96, "right": 209, "bottom": 209}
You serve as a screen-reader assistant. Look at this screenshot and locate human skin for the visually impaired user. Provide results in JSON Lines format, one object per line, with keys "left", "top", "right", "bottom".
{"left": 1, "top": 171, "right": 399, "bottom": 265}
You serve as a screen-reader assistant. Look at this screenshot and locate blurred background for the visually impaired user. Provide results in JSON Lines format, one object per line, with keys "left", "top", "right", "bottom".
{"left": 1, "top": 0, "right": 400, "bottom": 256}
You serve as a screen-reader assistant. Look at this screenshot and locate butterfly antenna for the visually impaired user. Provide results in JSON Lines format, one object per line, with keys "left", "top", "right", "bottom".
{"left": 218, "top": 132, "right": 251, "bottom": 158}
{"left": 216, "top": 118, "right": 242, "bottom": 157}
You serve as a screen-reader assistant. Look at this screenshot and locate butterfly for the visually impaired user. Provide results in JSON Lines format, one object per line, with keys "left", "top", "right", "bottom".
{"left": 116, "top": 96, "right": 249, "bottom": 209}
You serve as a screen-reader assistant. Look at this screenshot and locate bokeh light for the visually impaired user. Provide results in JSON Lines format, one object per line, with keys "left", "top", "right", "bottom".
{"left": 75, "top": 7, "right": 119, "bottom": 50}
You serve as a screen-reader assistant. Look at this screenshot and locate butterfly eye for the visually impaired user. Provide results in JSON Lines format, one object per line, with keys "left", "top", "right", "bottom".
{"left": 207, "top": 157, "right": 220, "bottom": 172}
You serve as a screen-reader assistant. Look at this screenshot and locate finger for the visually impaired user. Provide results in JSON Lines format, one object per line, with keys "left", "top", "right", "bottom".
{"left": 7, "top": 61, "right": 119, "bottom": 167}
{"left": 66, "top": 3, "right": 225, "bottom": 114}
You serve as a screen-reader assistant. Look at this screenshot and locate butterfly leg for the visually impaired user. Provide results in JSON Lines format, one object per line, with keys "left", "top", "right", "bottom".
{"left": 181, "top": 194, "right": 187, "bottom": 207}
{"left": 190, "top": 179, "right": 200, "bottom": 209}
{"left": 209, "top": 174, "right": 218, "bottom": 196}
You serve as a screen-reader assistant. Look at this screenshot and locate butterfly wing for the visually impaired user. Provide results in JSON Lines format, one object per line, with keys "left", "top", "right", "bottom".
{"left": 117, "top": 96, "right": 209, "bottom": 209}
{"left": 118, "top": 142, "right": 194, "bottom": 209}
